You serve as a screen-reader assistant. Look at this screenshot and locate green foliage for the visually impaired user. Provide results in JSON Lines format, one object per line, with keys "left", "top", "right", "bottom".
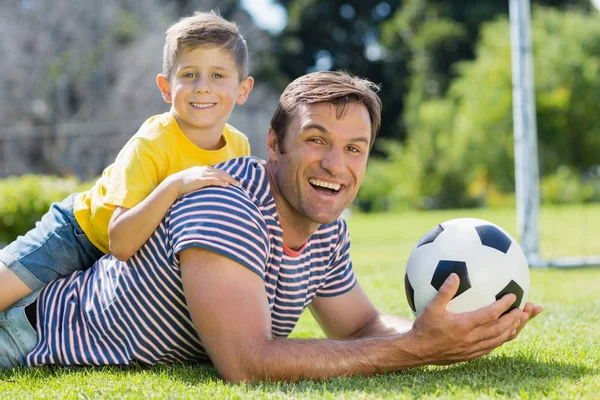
{"left": 373, "top": 6, "right": 600, "bottom": 209}
{"left": 541, "top": 166, "right": 596, "bottom": 204}
{"left": 272, "top": 0, "right": 406, "bottom": 142}
{"left": 358, "top": 141, "right": 408, "bottom": 212}
{"left": 0, "top": 175, "right": 91, "bottom": 244}
{"left": 112, "top": 9, "right": 142, "bottom": 44}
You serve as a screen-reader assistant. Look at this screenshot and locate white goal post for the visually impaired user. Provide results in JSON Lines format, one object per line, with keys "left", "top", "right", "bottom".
{"left": 509, "top": 0, "right": 600, "bottom": 268}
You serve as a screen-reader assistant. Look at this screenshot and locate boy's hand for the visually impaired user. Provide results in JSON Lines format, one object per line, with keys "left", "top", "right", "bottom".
{"left": 169, "top": 166, "right": 239, "bottom": 197}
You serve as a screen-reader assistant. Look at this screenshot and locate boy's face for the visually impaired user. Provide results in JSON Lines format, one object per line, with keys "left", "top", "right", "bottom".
{"left": 157, "top": 46, "right": 253, "bottom": 140}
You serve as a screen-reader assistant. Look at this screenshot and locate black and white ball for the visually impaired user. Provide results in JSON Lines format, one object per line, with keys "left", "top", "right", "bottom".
{"left": 404, "top": 218, "right": 530, "bottom": 316}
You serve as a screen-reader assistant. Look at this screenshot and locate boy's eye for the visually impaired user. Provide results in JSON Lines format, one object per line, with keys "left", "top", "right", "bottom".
{"left": 183, "top": 72, "right": 196, "bottom": 78}
{"left": 211, "top": 73, "right": 224, "bottom": 79}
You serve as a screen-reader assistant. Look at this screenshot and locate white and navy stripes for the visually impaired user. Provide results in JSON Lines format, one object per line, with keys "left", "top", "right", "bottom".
{"left": 27, "top": 157, "right": 356, "bottom": 366}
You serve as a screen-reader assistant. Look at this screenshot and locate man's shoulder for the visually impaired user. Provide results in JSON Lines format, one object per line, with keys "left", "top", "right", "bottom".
{"left": 172, "top": 157, "right": 270, "bottom": 216}
{"left": 215, "top": 157, "right": 268, "bottom": 186}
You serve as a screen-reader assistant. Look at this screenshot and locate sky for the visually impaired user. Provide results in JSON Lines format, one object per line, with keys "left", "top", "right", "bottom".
{"left": 241, "top": 0, "right": 287, "bottom": 33}
{"left": 593, "top": 0, "right": 600, "bottom": 11}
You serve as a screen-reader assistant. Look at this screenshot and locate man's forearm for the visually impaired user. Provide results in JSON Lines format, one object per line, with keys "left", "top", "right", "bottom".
{"left": 231, "top": 333, "right": 422, "bottom": 383}
{"left": 350, "top": 314, "right": 414, "bottom": 338}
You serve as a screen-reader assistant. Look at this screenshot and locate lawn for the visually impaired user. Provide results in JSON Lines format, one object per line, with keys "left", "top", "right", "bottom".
{"left": 1, "top": 205, "right": 599, "bottom": 399}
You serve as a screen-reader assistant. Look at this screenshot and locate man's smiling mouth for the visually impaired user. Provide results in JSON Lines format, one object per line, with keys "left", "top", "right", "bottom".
{"left": 309, "top": 178, "right": 341, "bottom": 194}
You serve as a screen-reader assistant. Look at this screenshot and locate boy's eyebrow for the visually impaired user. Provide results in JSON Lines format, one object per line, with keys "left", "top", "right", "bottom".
{"left": 301, "top": 123, "right": 370, "bottom": 145}
{"left": 179, "top": 64, "right": 233, "bottom": 71}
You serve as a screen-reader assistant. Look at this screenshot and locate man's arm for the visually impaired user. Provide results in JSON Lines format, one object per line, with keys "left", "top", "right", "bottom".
{"left": 309, "top": 284, "right": 414, "bottom": 338}
{"left": 179, "top": 247, "right": 540, "bottom": 383}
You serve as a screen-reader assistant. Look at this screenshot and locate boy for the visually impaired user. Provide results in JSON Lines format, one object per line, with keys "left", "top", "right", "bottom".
{"left": 0, "top": 11, "right": 254, "bottom": 311}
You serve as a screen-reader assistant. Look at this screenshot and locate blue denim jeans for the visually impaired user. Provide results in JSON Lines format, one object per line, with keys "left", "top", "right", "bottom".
{"left": 0, "top": 194, "right": 104, "bottom": 290}
{"left": 0, "top": 290, "right": 39, "bottom": 369}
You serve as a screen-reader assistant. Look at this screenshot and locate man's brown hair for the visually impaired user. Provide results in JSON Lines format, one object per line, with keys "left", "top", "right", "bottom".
{"left": 270, "top": 71, "right": 382, "bottom": 151}
{"left": 162, "top": 10, "right": 249, "bottom": 80}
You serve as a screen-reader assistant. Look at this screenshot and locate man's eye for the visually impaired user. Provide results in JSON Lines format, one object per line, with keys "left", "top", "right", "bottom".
{"left": 309, "top": 138, "right": 324, "bottom": 144}
{"left": 347, "top": 146, "right": 360, "bottom": 153}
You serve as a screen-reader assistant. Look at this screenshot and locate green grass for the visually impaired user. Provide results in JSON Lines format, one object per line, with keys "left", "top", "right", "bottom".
{"left": 1, "top": 205, "right": 599, "bottom": 399}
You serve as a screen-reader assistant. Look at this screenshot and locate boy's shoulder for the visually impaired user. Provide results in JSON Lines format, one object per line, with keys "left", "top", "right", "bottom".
{"left": 223, "top": 123, "right": 249, "bottom": 141}
{"left": 134, "top": 112, "right": 175, "bottom": 141}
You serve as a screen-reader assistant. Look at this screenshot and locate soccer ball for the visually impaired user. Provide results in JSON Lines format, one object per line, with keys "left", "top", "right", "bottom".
{"left": 404, "top": 218, "right": 530, "bottom": 317}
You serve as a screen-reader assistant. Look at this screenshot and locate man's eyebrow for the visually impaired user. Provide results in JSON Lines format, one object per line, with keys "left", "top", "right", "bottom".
{"left": 301, "top": 123, "right": 329, "bottom": 134}
{"left": 301, "top": 123, "right": 370, "bottom": 145}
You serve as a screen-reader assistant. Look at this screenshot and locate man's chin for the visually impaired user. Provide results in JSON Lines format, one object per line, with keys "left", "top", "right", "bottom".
{"left": 308, "top": 210, "right": 344, "bottom": 225}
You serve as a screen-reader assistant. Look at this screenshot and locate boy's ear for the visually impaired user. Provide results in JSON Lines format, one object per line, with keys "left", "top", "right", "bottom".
{"left": 235, "top": 76, "right": 255, "bottom": 105}
{"left": 156, "top": 74, "right": 172, "bottom": 103}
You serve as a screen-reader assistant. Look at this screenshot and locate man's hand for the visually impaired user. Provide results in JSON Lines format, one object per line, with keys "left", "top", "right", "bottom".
{"left": 406, "top": 273, "right": 543, "bottom": 365}
{"left": 167, "top": 166, "right": 239, "bottom": 197}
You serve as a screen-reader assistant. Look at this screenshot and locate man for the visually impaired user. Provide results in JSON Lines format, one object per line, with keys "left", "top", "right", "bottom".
{"left": 0, "top": 71, "right": 543, "bottom": 380}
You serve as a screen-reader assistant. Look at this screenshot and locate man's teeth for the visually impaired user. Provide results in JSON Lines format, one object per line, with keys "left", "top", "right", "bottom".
{"left": 191, "top": 103, "right": 215, "bottom": 108}
{"left": 309, "top": 178, "right": 341, "bottom": 191}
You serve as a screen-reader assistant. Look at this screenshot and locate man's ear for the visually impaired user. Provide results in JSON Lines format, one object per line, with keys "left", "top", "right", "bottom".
{"left": 266, "top": 127, "right": 280, "bottom": 159}
{"left": 235, "top": 76, "right": 255, "bottom": 105}
{"left": 156, "top": 74, "right": 172, "bottom": 103}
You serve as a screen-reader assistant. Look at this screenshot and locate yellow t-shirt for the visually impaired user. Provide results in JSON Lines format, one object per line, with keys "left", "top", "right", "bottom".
{"left": 73, "top": 112, "right": 251, "bottom": 253}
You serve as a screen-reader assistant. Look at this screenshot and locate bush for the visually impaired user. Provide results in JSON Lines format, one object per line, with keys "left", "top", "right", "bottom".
{"left": 541, "top": 166, "right": 596, "bottom": 204}
{"left": 0, "top": 175, "right": 91, "bottom": 244}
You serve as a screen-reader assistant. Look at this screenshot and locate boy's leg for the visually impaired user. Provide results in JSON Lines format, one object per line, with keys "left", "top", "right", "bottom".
{"left": 0, "top": 194, "right": 104, "bottom": 311}
{"left": 0, "top": 290, "right": 39, "bottom": 369}
{"left": 0, "top": 263, "right": 31, "bottom": 312}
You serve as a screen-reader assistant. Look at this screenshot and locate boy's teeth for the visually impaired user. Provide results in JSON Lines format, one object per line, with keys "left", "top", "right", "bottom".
{"left": 191, "top": 103, "right": 215, "bottom": 108}
{"left": 309, "top": 178, "right": 341, "bottom": 191}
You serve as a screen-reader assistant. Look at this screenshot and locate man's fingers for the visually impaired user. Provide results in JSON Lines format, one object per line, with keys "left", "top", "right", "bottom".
{"left": 429, "top": 273, "right": 460, "bottom": 309}
{"left": 467, "top": 292, "right": 517, "bottom": 325}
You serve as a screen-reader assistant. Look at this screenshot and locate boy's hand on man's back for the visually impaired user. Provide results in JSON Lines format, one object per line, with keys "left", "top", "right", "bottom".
{"left": 168, "top": 166, "right": 240, "bottom": 197}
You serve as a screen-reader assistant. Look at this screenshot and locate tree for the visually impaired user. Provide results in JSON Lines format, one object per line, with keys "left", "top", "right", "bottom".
{"left": 271, "top": 0, "right": 406, "bottom": 143}
{"left": 359, "top": 6, "right": 600, "bottom": 210}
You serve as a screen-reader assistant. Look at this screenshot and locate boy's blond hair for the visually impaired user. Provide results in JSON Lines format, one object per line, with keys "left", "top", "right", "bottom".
{"left": 162, "top": 11, "right": 249, "bottom": 80}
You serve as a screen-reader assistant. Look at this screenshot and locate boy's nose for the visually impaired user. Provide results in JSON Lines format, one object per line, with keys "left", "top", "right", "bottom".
{"left": 194, "top": 77, "right": 211, "bottom": 93}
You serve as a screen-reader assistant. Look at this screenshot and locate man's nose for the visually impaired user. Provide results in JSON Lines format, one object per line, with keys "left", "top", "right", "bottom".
{"left": 320, "top": 147, "right": 345, "bottom": 176}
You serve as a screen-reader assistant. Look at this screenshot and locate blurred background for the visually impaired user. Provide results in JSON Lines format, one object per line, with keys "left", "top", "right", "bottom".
{"left": 1, "top": 0, "right": 599, "bottom": 214}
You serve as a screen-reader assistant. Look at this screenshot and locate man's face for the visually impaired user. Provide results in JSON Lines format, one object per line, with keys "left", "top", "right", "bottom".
{"left": 268, "top": 102, "right": 371, "bottom": 227}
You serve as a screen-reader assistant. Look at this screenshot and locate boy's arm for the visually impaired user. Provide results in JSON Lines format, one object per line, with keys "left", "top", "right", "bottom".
{"left": 108, "top": 166, "right": 239, "bottom": 261}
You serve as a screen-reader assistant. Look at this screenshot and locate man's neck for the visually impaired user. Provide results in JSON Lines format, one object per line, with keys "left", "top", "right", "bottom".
{"left": 266, "top": 162, "right": 320, "bottom": 251}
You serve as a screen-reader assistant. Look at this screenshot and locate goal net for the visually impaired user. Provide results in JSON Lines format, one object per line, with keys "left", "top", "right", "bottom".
{"left": 510, "top": 0, "right": 600, "bottom": 268}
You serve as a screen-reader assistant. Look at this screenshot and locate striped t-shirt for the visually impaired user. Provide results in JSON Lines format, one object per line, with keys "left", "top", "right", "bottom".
{"left": 27, "top": 156, "right": 356, "bottom": 367}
